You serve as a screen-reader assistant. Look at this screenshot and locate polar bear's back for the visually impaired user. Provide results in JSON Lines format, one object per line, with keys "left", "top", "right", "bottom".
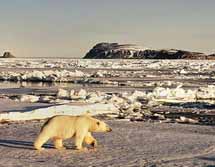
{"left": 40, "top": 115, "right": 91, "bottom": 139}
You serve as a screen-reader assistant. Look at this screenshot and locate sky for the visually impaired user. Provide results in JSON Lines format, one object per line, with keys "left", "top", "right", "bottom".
{"left": 0, "top": 0, "right": 215, "bottom": 58}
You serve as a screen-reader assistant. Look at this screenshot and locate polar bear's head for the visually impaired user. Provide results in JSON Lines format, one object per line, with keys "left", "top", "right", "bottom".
{"left": 92, "top": 119, "right": 112, "bottom": 132}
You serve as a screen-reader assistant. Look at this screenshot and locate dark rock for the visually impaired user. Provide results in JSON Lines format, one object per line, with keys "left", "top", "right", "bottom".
{"left": 1, "top": 52, "right": 15, "bottom": 58}
{"left": 84, "top": 43, "right": 215, "bottom": 59}
{"left": 208, "top": 53, "right": 215, "bottom": 58}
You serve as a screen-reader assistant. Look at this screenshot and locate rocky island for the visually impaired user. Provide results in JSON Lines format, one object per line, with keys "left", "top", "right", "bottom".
{"left": 84, "top": 42, "right": 215, "bottom": 59}
{"left": 0, "top": 52, "right": 15, "bottom": 58}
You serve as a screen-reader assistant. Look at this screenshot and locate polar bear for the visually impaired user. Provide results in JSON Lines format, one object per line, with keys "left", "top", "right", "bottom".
{"left": 34, "top": 115, "right": 112, "bottom": 151}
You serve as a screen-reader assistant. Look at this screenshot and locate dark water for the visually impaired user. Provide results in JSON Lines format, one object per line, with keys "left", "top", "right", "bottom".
{"left": 0, "top": 81, "right": 150, "bottom": 96}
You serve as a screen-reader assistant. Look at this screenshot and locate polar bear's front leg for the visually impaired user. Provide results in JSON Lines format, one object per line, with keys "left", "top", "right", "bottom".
{"left": 84, "top": 132, "right": 97, "bottom": 147}
{"left": 75, "top": 131, "right": 87, "bottom": 151}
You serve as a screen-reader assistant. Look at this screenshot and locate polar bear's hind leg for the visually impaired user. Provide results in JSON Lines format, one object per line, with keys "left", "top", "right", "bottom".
{"left": 34, "top": 132, "right": 50, "bottom": 150}
{"left": 53, "top": 138, "right": 65, "bottom": 150}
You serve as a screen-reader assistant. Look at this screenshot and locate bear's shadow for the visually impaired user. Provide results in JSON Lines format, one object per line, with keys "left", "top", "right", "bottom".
{"left": 0, "top": 139, "right": 54, "bottom": 150}
{"left": 0, "top": 139, "right": 78, "bottom": 150}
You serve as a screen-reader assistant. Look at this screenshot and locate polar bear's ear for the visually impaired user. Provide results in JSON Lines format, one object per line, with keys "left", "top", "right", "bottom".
{"left": 83, "top": 110, "right": 91, "bottom": 116}
{"left": 85, "top": 110, "right": 91, "bottom": 115}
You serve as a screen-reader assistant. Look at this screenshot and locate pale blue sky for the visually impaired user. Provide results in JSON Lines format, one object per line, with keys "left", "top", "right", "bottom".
{"left": 0, "top": 0, "right": 215, "bottom": 57}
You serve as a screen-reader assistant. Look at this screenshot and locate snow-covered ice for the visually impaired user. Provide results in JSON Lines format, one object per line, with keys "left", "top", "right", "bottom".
{"left": 0, "top": 103, "right": 118, "bottom": 121}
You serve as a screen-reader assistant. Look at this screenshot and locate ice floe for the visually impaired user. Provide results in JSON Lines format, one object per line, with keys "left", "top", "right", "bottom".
{"left": 0, "top": 103, "right": 118, "bottom": 121}
{"left": 0, "top": 70, "right": 88, "bottom": 82}
{"left": 9, "top": 85, "right": 215, "bottom": 106}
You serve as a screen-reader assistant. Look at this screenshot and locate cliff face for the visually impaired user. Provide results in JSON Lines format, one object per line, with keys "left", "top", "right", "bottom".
{"left": 84, "top": 43, "right": 214, "bottom": 59}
